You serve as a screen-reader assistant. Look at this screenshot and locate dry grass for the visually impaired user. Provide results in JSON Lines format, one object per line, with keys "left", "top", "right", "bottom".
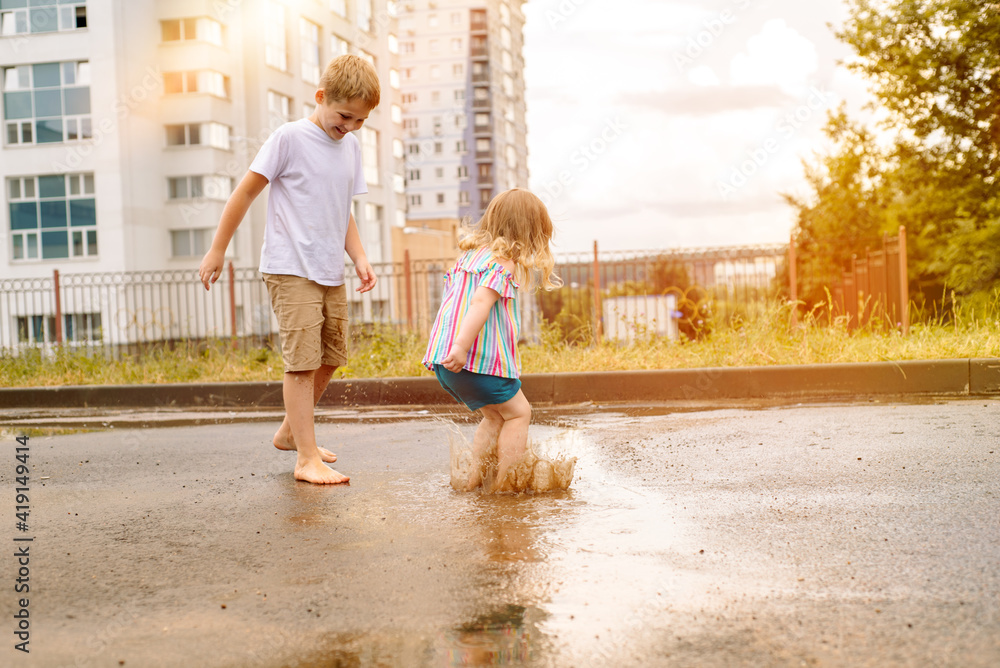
{"left": 2, "top": 299, "right": 998, "bottom": 388}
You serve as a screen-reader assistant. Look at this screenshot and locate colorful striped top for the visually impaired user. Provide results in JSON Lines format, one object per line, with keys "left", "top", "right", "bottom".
{"left": 422, "top": 247, "right": 521, "bottom": 379}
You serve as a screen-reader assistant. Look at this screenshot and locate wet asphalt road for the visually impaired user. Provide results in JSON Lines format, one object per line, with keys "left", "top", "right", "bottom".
{"left": 0, "top": 398, "right": 998, "bottom": 667}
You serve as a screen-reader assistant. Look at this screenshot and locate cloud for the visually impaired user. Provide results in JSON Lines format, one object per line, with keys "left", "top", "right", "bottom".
{"left": 730, "top": 19, "right": 819, "bottom": 93}
{"left": 623, "top": 85, "right": 795, "bottom": 116}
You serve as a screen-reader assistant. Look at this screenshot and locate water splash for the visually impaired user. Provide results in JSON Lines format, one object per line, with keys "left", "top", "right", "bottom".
{"left": 446, "top": 422, "right": 576, "bottom": 494}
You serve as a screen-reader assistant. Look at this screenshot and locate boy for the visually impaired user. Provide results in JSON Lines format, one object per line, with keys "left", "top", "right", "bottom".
{"left": 199, "top": 55, "right": 380, "bottom": 485}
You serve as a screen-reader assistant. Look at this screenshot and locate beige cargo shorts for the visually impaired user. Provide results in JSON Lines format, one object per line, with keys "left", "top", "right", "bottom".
{"left": 262, "top": 273, "right": 348, "bottom": 373}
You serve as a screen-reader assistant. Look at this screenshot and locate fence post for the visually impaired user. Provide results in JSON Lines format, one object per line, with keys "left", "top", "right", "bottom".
{"left": 227, "top": 261, "right": 237, "bottom": 349}
{"left": 404, "top": 249, "right": 413, "bottom": 330}
{"left": 592, "top": 240, "right": 602, "bottom": 344}
{"left": 788, "top": 233, "right": 798, "bottom": 327}
{"left": 898, "top": 225, "right": 909, "bottom": 335}
{"left": 53, "top": 269, "right": 63, "bottom": 345}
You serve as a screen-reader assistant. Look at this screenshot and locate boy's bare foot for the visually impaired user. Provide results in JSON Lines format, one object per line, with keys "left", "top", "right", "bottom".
{"left": 294, "top": 460, "right": 350, "bottom": 485}
{"left": 274, "top": 427, "right": 337, "bottom": 463}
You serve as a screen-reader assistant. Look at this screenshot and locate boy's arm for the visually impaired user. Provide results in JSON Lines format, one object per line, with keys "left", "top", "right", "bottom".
{"left": 441, "top": 286, "right": 501, "bottom": 372}
{"left": 344, "top": 212, "right": 377, "bottom": 293}
{"left": 198, "top": 170, "right": 269, "bottom": 290}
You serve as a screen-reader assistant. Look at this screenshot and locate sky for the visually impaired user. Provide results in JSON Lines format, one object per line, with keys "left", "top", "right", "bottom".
{"left": 520, "top": 0, "right": 871, "bottom": 254}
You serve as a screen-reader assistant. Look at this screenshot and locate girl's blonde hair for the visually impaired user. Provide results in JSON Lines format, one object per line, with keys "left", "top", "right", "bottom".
{"left": 459, "top": 188, "right": 561, "bottom": 291}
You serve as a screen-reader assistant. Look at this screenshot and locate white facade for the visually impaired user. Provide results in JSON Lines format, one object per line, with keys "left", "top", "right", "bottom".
{"left": 0, "top": 0, "right": 405, "bottom": 346}
{"left": 397, "top": 0, "right": 528, "bottom": 223}
{"left": 0, "top": 0, "right": 403, "bottom": 276}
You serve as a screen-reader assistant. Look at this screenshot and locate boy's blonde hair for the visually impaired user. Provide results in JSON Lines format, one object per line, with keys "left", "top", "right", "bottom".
{"left": 459, "top": 188, "right": 562, "bottom": 291}
{"left": 320, "top": 55, "right": 380, "bottom": 109}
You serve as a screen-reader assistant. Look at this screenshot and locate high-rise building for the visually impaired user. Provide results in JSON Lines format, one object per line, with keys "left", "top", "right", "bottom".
{"left": 1, "top": 0, "right": 404, "bottom": 277}
{"left": 395, "top": 0, "right": 528, "bottom": 229}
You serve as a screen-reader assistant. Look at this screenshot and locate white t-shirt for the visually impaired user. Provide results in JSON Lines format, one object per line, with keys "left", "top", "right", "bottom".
{"left": 250, "top": 118, "right": 367, "bottom": 286}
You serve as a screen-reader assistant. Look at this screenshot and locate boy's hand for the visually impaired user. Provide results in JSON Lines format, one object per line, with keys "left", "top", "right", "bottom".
{"left": 441, "top": 344, "right": 467, "bottom": 372}
{"left": 355, "top": 260, "right": 377, "bottom": 293}
{"left": 199, "top": 250, "right": 225, "bottom": 291}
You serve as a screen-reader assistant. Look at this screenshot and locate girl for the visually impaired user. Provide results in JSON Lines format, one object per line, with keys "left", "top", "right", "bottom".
{"left": 422, "top": 188, "right": 561, "bottom": 492}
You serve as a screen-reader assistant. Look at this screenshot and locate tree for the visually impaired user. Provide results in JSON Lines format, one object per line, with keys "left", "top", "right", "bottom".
{"left": 789, "top": 0, "right": 1000, "bottom": 308}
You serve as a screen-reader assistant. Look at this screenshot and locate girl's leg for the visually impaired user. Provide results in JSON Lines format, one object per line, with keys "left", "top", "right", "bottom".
{"left": 468, "top": 406, "right": 504, "bottom": 490}
{"left": 489, "top": 390, "right": 531, "bottom": 491}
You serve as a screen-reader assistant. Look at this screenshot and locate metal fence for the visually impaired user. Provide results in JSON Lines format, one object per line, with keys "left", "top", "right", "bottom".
{"left": 0, "top": 243, "right": 789, "bottom": 356}
{"left": 828, "top": 227, "right": 909, "bottom": 333}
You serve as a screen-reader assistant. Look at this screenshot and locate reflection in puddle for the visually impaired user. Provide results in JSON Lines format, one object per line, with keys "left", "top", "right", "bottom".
{"left": 386, "top": 424, "right": 692, "bottom": 665}
{"left": 435, "top": 604, "right": 546, "bottom": 666}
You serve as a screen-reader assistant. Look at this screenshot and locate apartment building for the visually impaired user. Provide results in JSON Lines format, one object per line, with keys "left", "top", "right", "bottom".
{"left": 0, "top": 0, "right": 404, "bottom": 345}
{"left": 394, "top": 0, "right": 528, "bottom": 245}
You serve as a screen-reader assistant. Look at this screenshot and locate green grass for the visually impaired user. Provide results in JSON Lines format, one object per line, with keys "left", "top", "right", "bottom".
{"left": 2, "top": 299, "right": 998, "bottom": 388}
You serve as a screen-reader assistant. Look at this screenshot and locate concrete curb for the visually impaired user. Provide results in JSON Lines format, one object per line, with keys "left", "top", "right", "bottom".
{"left": 2, "top": 358, "right": 998, "bottom": 410}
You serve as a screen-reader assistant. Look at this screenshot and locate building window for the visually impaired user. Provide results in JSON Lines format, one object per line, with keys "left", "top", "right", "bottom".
{"left": 451, "top": 11, "right": 462, "bottom": 26}
{"left": 403, "top": 118, "right": 418, "bottom": 131}
{"left": 264, "top": 1, "right": 287, "bottom": 71}
{"left": 435, "top": 167, "right": 444, "bottom": 179}
{"left": 454, "top": 89, "right": 465, "bottom": 102}
{"left": 436, "top": 193, "right": 445, "bottom": 204}
{"left": 434, "top": 142, "right": 442, "bottom": 154}
{"left": 391, "top": 104, "right": 402, "bottom": 124}
{"left": 9, "top": 173, "right": 97, "bottom": 261}
{"left": 2, "top": 1, "right": 87, "bottom": 36}
{"left": 63, "top": 312, "right": 102, "bottom": 342}
{"left": 361, "top": 127, "right": 379, "bottom": 185}
{"left": 3, "top": 62, "right": 91, "bottom": 145}
{"left": 402, "top": 67, "right": 414, "bottom": 80}
{"left": 458, "top": 190, "right": 469, "bottom": 205}
{"left": 453, "top": 63, "right": 464, "bottom": 78}
{"left": 330, "top": 0, "right": 346, "bottom": 17}
{"left": 475, "top": 112, "right": 490, "bottom": 130}
{"left": 389, "top": 69, "right": 400, "bottom": 89}
{"left": 401, "top": 92, "right": 416, "bottom": 104}
{"left": 431, "top": 90, "right": 440, "bottom": 103}
{"left": 300, "top": 19, "right": 320, "bottom": 84}
{"left": 455, "top": 139, "right": 466, "bottom": 153}
{"left": 407, "top": 143, "right": 419, "bottom": 155}
{"left": 388, "top": 33, "right": 398, "bottom": 54}
{"left": 407, "top": 169, "right": 420, "bottom": 182}
{"left": 167, "top": 175, "right": 232, "bottom": 201}
{"left": 331, "top": 34, "right": 349, "bottom": 58}
{"left": 451, "top": 38, "right": 463, "bottom": 52}
{"left": 165, "top": 123, "right": 230, "bottom": 150}
{"left": 170, "top": 228, "right": 213, "bottom": 258}
{"left": 392, "top": 138, "right": 404, "bottom": 159}
{"left": 409, "top": 194, "right": 422, "bottom": 207}
{"left": 476, "top": 137, "right": 491, "bottom": 154}
{"left": 432, "top": 116, "right": 442, "bottom": 134}
{"left": 428, "top": 13, "right": 438, "bottom": 28}
{"left": 429, "top": 39, "right": 440, "bottom": 53}
{"left": 163, "top": 71, "right": 229, "bottom": 98}
{"left": 267, "top": 91, "right": 291, "bottom": 127}
{"left": 400, "top": 41, "right": 415, "bottom": 54}
{"left": 480, "top": 189, "right": 492, "bottom": 207}
{"left": 457, "top": 165, "right": 468, "bottom": 179}
{"left": 429, "top": 64, "right": 441, "bottom": 80}
{"left": 160, "top": 17, "right": 222, "bottom": 45}
{"left": 357, "top": 0, "right": 373, "bottom": 32}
